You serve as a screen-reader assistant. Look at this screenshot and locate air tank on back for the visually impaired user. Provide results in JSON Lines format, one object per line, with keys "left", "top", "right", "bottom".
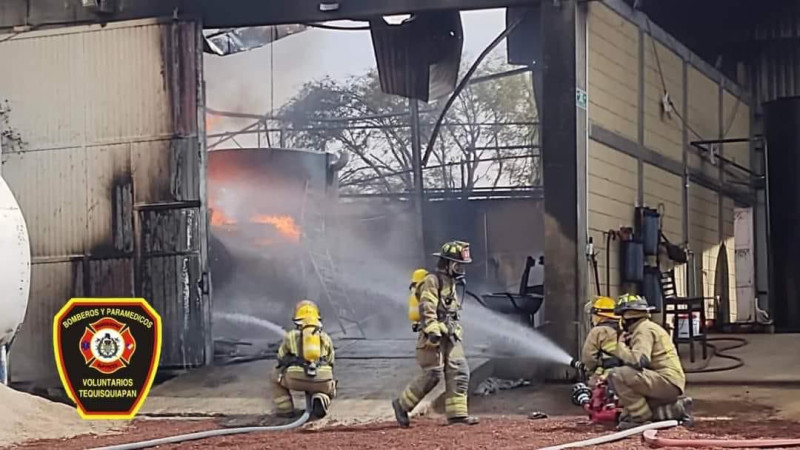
{"left": 764, "top": 97, "right": 800, "bottom": 332}
{"left": 0, "top": 173, "right": 31, "bottom": 368}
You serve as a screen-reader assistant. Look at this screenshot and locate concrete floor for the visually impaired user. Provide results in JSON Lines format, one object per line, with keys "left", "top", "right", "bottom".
{"left": 141, "top": 338, "right": 489, "bottom": 426}
{"left": 140, "top": 333, "right": 800, "bottom": 427}
{"left": 683, "top": 333, "right": 800, "bottom": 385}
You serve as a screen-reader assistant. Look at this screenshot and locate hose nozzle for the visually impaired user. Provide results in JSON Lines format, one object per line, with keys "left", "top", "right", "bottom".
{"left": 571, "top": 382, "right": 592, "bottom": 406}
{"left": 570, "top": 358, "right": 586, "bottom": 373}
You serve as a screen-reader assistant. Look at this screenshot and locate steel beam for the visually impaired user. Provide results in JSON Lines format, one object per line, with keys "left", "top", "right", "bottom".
{"left": 1, "top": 0, "right": 538, "bottom": 30}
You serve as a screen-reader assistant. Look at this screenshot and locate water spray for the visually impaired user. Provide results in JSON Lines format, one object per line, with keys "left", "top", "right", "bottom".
{"left": 214, "top": 311, "right": 286, "bottom": 337}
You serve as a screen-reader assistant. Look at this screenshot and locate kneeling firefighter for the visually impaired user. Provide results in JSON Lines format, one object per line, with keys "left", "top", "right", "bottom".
{"left": 271, "top": 300, "right": 336, "bottom": 419}
{"left": 580, "top": 296, "right": 622, "bottom": 385}
{"left": 392, "top": 241, "right": 479, "bottom": 427}
{"left": 609, "top": 294, "right": 693, "bottom": 430}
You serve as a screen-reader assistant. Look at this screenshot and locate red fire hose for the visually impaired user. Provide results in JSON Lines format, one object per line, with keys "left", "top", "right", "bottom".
{"left": 643, "top": 429, "right": 800, "bottom": 448}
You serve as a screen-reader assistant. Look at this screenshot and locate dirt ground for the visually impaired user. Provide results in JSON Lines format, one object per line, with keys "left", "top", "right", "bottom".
{"left": 13, "top": 384, "right": 800, "bottom": 449}
{"left": 16, "top": 416, "right": 800, "bottom": 450}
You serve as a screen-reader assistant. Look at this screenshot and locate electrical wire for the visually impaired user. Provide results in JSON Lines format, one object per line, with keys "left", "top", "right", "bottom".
{"left": 422, "top": 12, "right": 528, "bottom": 167}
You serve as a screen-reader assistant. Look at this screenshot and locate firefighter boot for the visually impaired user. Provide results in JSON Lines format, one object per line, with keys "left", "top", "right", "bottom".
{"left": 447, "top": 416, "right": 480, "bottom": 426}
{"left": 677, "top": 396, "right": 694, "bottom": 427}
{"left": 392, "top": 399, "right": 410, "bottom": 428}
{"left": 616, "top": 417, "right": 651, "bottom": 431}
{"left": 310, "top": 393, "right": 331, "bottom": 419}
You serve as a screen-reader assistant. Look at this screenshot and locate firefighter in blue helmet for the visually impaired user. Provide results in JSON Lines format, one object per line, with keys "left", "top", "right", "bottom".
{"left": 392, "top": 241, "right": 479, "bottom": 427}
{"left": 609, "top": 294, "right": 692, "bottom": 430}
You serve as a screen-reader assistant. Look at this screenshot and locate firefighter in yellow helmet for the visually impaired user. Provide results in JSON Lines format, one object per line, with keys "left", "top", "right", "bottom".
{"left": 608, "top": 293, "right": 692, "bottom": 430}
{"left": 580, "top": 296, "right": 622, "bottom": 385}
{"left": 392, "top": 241, "right": 479, "bottom": 427}
{"left": 271, "top": 300, "right": 336, "bottom": 419}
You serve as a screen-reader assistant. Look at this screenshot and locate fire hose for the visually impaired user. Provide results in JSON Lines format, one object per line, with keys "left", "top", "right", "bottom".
{"left": 90, "top": 405, "right": 311, "bottom": 450}
{"left": 643, "top": 429, "right": 800, "bottom": 448}
{"left": 684, "top": 337, "right": 747, "bottom": 374}
{"left": 538, "top": 420, "right": 679, "bottom": 450}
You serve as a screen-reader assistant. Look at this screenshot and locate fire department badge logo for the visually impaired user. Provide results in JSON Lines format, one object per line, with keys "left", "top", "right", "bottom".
{"left": 54, "top": 298, "right": 162, "bottom": 420}
{"left": 79, "top": 317, "right": 136, "bottom": 374}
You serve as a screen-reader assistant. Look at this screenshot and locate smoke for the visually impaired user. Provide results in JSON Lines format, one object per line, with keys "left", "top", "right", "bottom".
{"left": 207, "top": 157, "right": 572, "bottom": 367}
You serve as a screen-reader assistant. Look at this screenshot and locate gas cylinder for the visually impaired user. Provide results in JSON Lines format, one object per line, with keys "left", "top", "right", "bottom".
{"left": 301, "top": 320, "right": 322, "bottom": 363}
{"left": 408, "top": 269, "right": 428, "bottom": 328}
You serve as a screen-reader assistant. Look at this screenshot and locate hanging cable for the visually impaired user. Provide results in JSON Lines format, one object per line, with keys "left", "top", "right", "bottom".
{"left": 303, "top": 22, "right": 370, "bottom": 31}
{"left": 422, "top": 12, "right": 528, "bottom": 167}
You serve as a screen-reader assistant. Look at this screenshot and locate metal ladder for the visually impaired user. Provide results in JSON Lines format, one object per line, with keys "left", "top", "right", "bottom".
{"left": 300, "top": 182, "right": 366, "bottom": 339}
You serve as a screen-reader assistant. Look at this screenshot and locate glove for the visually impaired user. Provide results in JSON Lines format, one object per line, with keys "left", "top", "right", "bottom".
{"left": 452, "top": 323, "right": 464, "bottom": 341}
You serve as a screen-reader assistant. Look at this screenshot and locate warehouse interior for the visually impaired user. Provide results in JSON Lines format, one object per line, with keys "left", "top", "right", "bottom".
{"left": 0, "top": 0, "right": 799, "bottom": 433}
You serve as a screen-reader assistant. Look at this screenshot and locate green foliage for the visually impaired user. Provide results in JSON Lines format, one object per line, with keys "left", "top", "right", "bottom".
{"left": 279, "top": 56, "right": 540, "bottom": 195}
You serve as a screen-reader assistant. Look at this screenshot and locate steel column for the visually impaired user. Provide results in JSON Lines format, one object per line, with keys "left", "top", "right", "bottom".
{"left": 541, "top": 0, "right": 583, "bottom": 361}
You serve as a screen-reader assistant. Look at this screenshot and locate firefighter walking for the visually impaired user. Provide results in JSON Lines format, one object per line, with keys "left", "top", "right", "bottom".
{"left": 271, "top": 300, "right": 337, "bottom": 419}
{"left": 392, "top": 241, "right": 480, "bottom": 427}
{"left": 609, "top": 294, "right": 693, "bottom": 430}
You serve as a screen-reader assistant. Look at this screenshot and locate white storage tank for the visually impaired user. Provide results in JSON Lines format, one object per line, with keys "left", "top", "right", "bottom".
{"left": 0, "top": 174, "right": 31, "bottom": 349}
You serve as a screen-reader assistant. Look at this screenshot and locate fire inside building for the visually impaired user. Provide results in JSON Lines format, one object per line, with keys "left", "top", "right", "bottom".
{"left": 2, "top": 0, "right": 800, "bottom": 447}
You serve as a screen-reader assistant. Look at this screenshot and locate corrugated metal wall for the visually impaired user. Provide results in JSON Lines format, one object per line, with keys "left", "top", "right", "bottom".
{"left": 587, "top": 1, "right": 753, "bottom": 318}
{"left": 752, "top": 2, "right": 800, "bottom": 107}
{"left": 587, "top": 140, "right": 638, "bottom": 297}
{"left": 0, "top": 19, "right": 210, "bottom": 385}
{"left": 588, "top": 3, "right": 640, "bottom": 141}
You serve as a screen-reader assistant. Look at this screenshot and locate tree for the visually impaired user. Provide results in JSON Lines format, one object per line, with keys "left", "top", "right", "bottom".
{"left": 278, "top": 56, "right": 540, "bottom": 195}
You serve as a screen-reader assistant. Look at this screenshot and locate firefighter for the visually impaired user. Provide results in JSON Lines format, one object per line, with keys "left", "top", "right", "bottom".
{"left": 609, "top": 294, "right": 692, "bottom": 430}
{"left": 271, "top": 300, "right": 336, "bottom": 419}
{"left": 580, "top": 296, "right": 622, "bottom": 384}
{"left": 392, "top": 241, "right": 480, "bottom": 427}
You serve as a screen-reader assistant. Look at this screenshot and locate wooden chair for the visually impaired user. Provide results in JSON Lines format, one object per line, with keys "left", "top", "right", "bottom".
{"left": 659, "top": 269, "right": 708, "bottom": 363}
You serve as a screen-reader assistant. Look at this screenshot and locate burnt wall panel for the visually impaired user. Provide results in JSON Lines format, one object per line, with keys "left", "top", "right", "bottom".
{"left": 140, "top": 209, "right": 200, "bottom": 255}
{"left": 2, "top": 19, "right": 207, "bottom": 385}
{"left": 141, "top": 255, "right": 204, "bottom": 368}
{"left": 87, "top": 258, "right": 135, "bottom": 298}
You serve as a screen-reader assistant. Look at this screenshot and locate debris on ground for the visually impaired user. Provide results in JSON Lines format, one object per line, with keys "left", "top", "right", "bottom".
{"left": 528, "top": 411, "right": 548, "bottom": 420}
{"left": 0, "top": 384, "right": 122, "bottom": 446}
{"left": 473, "top": 377, "right": 531, "bottom": 397}
{"left": 18, "top": 416, "right": 800, "bottom": 450}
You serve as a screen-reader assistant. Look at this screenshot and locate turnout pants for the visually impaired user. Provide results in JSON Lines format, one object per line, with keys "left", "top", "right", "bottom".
{"left": 397, "top": 339, "right": 470, "bottom": 419}
{"left": 271, "top": 366, "right": 335, "bottom": 414}
{"left": 609, "top": 366, "right": 681, "bottom": 422}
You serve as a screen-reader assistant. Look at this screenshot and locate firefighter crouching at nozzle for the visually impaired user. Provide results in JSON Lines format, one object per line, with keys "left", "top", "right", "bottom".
{"left": 271, "top": 300, "right": 336, "bottom": 419}
{"left": 609, "top": 294, "right": 693, "bottom": 430}
{"left": 392, "top": 241, "right": 480, "bottom": 427}
{"left": 580, "top": 296, "right": 623, "bottom": 385}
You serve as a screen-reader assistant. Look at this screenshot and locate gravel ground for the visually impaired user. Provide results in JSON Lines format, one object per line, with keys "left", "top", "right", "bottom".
{"left": 16, "top": 416, "right": 800, "bottom": 450}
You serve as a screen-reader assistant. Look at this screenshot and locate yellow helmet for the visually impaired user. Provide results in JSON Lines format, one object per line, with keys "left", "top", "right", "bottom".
{"left": 591, "top": 296, "right": 619, "bottom": 324}
{"left": 293, "top": 300, "right": 321, "bottom": 326}
{"left": 410, "top": 269, "right": 427, "bottom": 288}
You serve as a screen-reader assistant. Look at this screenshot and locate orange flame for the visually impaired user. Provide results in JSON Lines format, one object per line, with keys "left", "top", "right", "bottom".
{"left": 210, "top": 208, "right": 237, "bottom": 227}
{"left": 250, "top": 214, "right": 301, "bottom": 242}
